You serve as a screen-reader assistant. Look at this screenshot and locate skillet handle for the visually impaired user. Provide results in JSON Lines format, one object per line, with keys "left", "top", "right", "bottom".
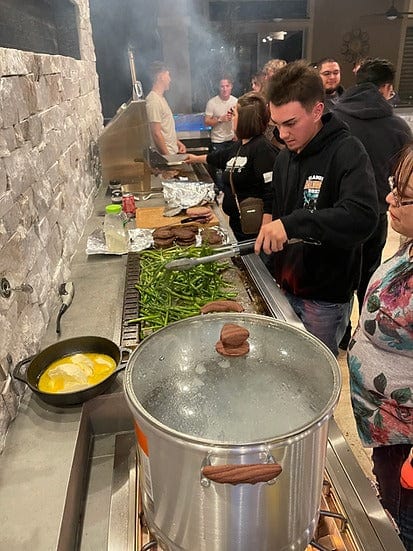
{"left": 13, "top": 356, "right": 35, "bottom": 384}
{"left": 115, "top": 347, "right": 132, "bottom": 372}
{"left": 201, "top": 463, "right": 282, "bottom": 485}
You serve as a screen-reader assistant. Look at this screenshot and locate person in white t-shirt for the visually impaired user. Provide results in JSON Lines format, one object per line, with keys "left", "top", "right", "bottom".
{"left": 145, "top": 61, "right": 186, "bottom": 155}
{"left": 204, "top": 76, "right": 238, "bottom": 189}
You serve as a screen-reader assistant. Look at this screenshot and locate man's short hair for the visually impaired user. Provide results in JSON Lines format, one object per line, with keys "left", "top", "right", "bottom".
{"left": 220, "top": 74, "right": 233, "bottom": 84}
{"left": 356, "top": 58, "right": 395, "bottom": 87}
{"left": 266, "top": 60, "right": 325, "bottom": 110}
{"left": 236, "top": 92, "right": 270, "bottom": 139}
{"left": 149, "top": 61, "right": 169, "bottom": 84}
{"left": 315, "top": 57, "right": 340, "bottom": 70}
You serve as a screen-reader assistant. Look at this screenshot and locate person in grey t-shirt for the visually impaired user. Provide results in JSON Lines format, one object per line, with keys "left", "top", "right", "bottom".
{"left": 205, "top": 76, "right": 238, "bottom": 149}
{"left": 204, "top": 76, "right": 238, "bottom": 190}
{"left": 146, "top": 61, "right": 186, "bottom": 155}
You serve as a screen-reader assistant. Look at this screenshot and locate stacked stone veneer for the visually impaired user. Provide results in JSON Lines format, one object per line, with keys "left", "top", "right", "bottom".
{"left": 0, "top": 0, "right": 103, "bottom": 450}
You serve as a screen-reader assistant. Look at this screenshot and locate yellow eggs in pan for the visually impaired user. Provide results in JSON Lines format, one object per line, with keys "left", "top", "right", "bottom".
{"left": 38, "top": 352, "right": 116, "bottom": 393}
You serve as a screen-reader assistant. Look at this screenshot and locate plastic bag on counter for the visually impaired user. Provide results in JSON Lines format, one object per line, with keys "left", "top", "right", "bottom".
{"left": 162, "top": 180, "right": 215, "bottom": 210}
{"left": 86, "top": 228, "right": 154, "bottom": 255}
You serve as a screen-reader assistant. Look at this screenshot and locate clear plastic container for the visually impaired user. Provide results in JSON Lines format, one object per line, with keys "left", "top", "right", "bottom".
{"left": 104, "top": 204, "right": 128, "bottom": 253}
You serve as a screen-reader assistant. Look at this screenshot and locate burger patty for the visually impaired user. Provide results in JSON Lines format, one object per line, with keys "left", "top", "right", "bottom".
{"left": 153, "top": 237, "right": 175, "bottom": 248}
{"left": 201, "top": 228, "right": 223, "bottom": 245}
{"left": 186, "top": 206, "right": 212, "bottom": 218}
{"left": 174, "top": 227, "right": 197, "bottom": 240}
{"left": 153, "top": 226, "right": 176, "bottom": 239}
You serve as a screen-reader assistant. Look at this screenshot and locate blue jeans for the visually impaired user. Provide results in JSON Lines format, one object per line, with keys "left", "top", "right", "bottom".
{"left": 373, "top": 445, "right": 413, "bottom": 551}
{"left": 283, "top": 292, "right": 352, "bottom": 356}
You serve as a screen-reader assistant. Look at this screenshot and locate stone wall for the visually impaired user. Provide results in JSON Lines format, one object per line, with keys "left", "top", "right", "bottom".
{"left": 0, "top": 0, "right": 103, "bottom": 450}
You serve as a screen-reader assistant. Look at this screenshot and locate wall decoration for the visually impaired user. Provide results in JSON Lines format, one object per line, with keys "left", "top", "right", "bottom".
{"left": 341, "top": 28, "right": 370, "bottom": 63}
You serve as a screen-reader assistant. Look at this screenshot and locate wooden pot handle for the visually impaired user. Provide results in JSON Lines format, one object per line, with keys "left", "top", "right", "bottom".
{"left": 202, "top": 463, "right": 282, "bottom": 485}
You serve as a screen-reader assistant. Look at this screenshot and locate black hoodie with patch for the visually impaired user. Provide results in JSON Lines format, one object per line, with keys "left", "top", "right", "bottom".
{"left": 268, "top": 113, "right": 378, "bottom": 303}
{"left": 333, "top": 83, "right": 412, "bottom": 212}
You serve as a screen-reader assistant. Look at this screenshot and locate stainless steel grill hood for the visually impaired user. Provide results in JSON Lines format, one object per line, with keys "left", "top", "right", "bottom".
{"left": 98, "top": 99, "right": 151, "bottom": 192}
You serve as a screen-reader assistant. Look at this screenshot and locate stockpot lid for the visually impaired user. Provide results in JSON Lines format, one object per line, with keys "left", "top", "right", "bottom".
{"left": 124, "top": 313, "right": 341, "bottom": 445}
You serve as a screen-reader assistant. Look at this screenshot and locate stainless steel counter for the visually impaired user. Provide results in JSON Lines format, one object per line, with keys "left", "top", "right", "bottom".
{"left": 0, "top": 183, "right": 127, "bottom": 551}
{"left": 55, "top": 392, "right": 405, "bottom": 551}
{"left": 0, "top": 176, "right": 232, "bottom": 551}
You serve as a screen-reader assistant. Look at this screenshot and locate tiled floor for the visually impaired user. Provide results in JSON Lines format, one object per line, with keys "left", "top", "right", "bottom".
{"left": 334, "top": 216, "right": 400, "bottom": 478}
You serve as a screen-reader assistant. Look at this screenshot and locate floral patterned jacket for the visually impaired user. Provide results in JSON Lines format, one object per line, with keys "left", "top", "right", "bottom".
{"left": 348, "top": 239, "right": 413, "bottom": 447}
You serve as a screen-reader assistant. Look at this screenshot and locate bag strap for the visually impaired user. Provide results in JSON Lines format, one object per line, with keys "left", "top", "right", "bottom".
{"left": 229, "top": 145, "right": 242, "bottom": 214}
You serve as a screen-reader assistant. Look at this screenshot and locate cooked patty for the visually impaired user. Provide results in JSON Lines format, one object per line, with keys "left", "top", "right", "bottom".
{"left": 153, "top": 237, "right": 175, "bottom": 248}
{"left": 201, "top": 228, "right": 222, "bottom": 245}
{"left": 153, "top": 226, "right": 175, "bottom": 239}
{"left": 176, "top": 237, "right": 196, "bottom": 246}
{"left": 174, "top": 227, "right": 197, "bottom": 240}
{"left": 186, "top": 206, "right": 212, "bottom": 217}
{"left": 179, "top": 223, "right": 199, "bottom": 233}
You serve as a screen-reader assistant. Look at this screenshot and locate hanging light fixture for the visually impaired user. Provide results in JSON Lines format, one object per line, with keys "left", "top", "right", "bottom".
{"left": 262, "top": 31, "right": 287, "bottom": 43}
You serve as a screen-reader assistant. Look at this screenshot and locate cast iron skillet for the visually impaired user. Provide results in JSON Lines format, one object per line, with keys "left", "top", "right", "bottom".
{"left": 13, "top": 336, "right": 131, "bottom": 406}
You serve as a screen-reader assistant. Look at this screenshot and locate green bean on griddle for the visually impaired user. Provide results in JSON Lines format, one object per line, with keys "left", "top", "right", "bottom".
{"left": 134, "top": 245, "right": 237, "bottom": 338}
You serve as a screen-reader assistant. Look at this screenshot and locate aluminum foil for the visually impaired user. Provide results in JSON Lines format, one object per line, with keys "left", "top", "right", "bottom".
{"left": 86, "top": 228, "right": 154, "bottom": 255}
{"left": 162, "top": 181, "right": 215, "bottom": 209}
{"left": 86, "top": 225, "right": 229, "bottom": 255}
{"left": 195, "top": 226, "right": 229, "bottom": 247}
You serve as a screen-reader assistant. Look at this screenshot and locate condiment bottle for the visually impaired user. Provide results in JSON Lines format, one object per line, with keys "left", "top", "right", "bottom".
{"left": 104, "top": 204, "right": 128, "bottom": 254}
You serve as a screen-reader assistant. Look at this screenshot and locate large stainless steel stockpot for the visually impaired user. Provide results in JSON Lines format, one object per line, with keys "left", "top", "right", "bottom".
{"left": 124, "top": 313, "right": 341, "bottom": 551}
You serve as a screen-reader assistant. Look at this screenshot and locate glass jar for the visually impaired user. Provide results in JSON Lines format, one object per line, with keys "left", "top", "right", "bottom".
{"left": 104, "top": 204, "right": 128, "bottom": 253}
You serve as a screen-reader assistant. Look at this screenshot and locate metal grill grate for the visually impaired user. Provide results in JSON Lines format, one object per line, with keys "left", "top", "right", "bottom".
{"left": 192, "top": 162, "right": 211, "bottom": 181}
{"left": 120, "top": 252, "right": 141, "bottom": 349}
{"left": 119, "top": 253, "right": 271, "bottom": 349}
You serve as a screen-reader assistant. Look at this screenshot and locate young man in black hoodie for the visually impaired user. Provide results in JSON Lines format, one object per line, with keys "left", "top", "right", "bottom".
{"left": 254, "top": 61, "right": 378, "bottom": 356}
{"left": 333, "top": 58, "right": 412, "bottom": 347}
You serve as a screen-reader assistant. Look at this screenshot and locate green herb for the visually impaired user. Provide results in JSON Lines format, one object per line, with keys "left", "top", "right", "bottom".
{"left": 130, "top": 245, "right": 237, "bottom": 339}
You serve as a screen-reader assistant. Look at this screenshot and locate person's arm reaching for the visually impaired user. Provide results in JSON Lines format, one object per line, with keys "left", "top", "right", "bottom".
{"left": 255, "top": 219, "right": 288, "bottom": 254}
{"left": 185, "top": 154, "right": 207, "bottom": 164}
{"left": 255, "top": 139, "right": 379, "bottom": 255}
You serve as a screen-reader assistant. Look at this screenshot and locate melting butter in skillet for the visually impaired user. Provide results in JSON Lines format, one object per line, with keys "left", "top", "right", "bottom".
{"left": 38, "top": 353, "right": 116, "bottom": 393}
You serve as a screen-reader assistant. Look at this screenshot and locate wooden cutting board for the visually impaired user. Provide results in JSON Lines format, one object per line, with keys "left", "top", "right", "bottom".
{"left": 135, "top": 206, "right": 219, "bottom": 229}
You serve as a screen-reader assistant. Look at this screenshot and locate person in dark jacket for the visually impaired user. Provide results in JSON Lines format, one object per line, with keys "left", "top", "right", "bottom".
{"left": 254, "top": 61, "right": 378, "bottom": 356}
{"left": 186, "top": 92, "right": 278, "bottom": 241}
{"left": 333, "top": 58, "right": 412, "bottom": 347}
{"left": 315, "top": 57, "right": 345, "bottom": 112}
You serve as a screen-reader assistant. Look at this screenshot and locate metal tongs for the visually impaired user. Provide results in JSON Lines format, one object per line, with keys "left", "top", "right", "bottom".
{"left": 165, "top": 237, "right": 321, "bottom": 271}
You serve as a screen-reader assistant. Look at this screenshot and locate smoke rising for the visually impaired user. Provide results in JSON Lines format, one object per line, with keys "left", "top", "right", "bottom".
{"left": 90, "top": 0, "right": 247, "bottom": 118}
